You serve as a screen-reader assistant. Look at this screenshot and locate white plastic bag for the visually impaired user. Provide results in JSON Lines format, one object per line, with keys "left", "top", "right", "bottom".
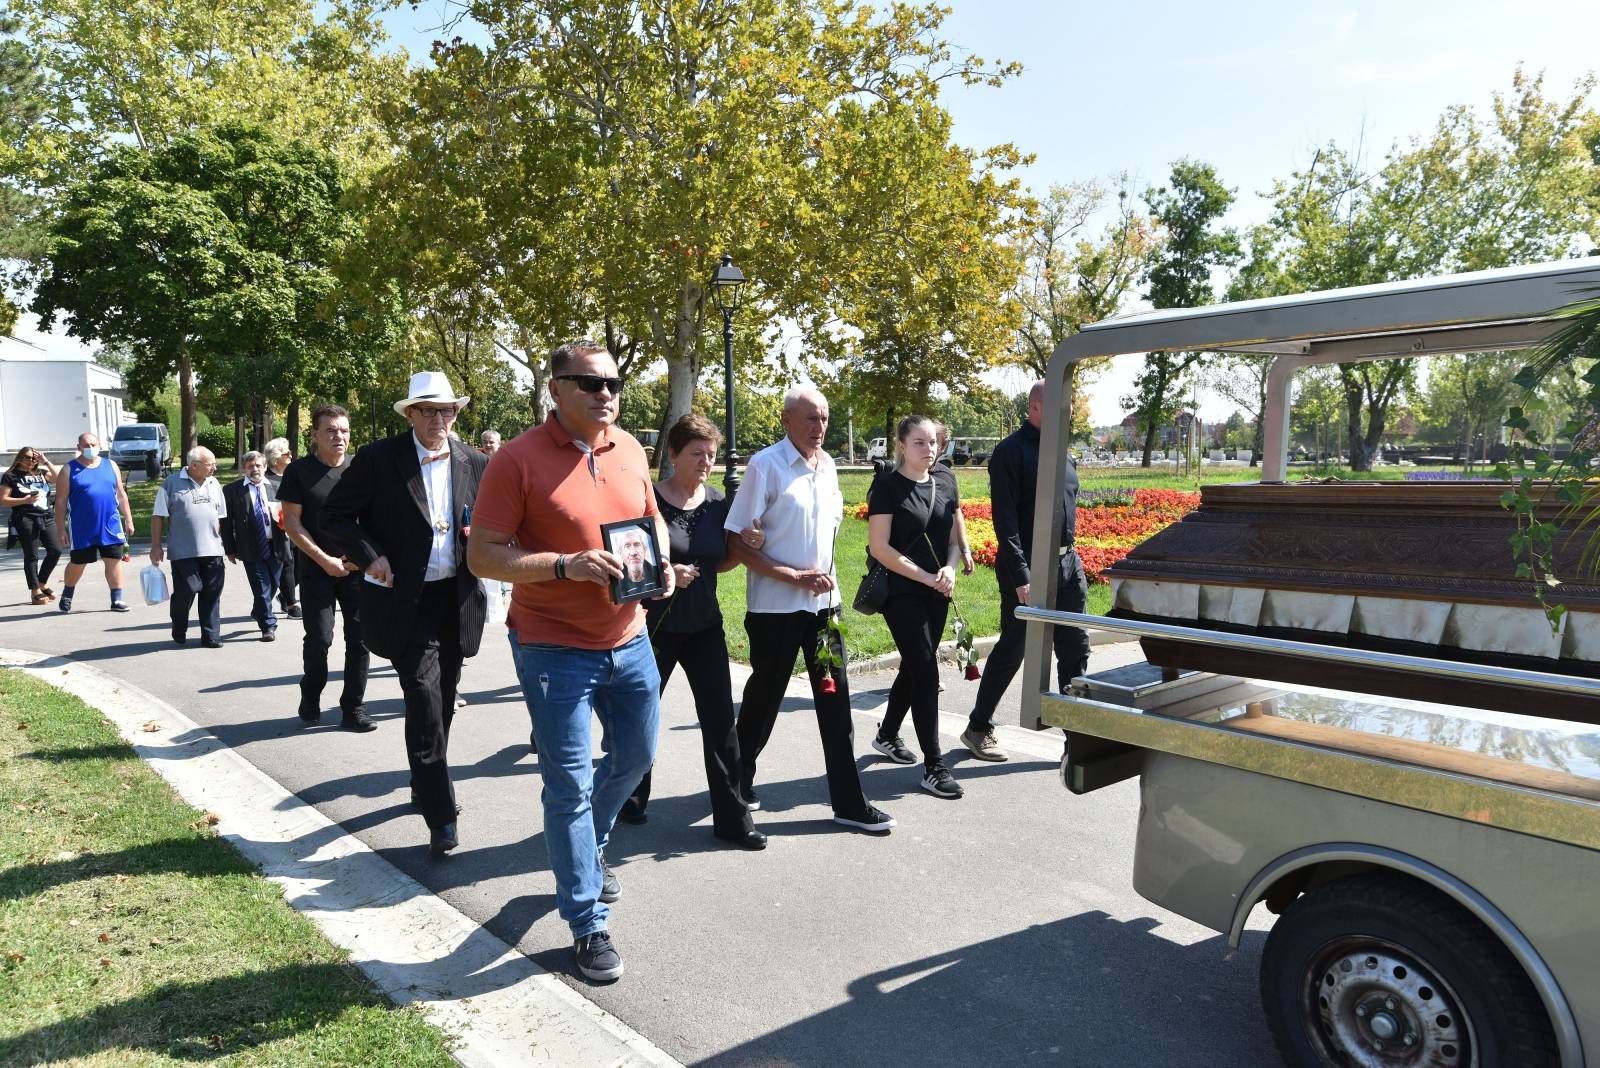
{"left": 140, "top": 563, "right": 169, "bottom": 606}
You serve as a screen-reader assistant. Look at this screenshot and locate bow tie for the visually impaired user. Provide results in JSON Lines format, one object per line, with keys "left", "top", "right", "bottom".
{"left": 421, "top": 450, "right": 449, "bottom": 465}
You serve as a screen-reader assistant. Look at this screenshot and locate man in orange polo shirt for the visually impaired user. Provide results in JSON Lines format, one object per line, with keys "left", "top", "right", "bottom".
{"left": 468, "top": 340, "right": 674, "bottom": 983}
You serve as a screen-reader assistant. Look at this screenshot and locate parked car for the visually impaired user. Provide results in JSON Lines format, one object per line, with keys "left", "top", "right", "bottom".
{"left": 109, "top": 423, "right": 171, "bottom": 479}
{"left": 866, "top": 436, "right": 889, "bottom": 463}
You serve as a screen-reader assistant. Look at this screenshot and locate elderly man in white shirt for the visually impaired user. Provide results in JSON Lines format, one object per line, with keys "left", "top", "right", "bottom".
{"left": 724, "top": 387, "right": 895, "bottom": 834}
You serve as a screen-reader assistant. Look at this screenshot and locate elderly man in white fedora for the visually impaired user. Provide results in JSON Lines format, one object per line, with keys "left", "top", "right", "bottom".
{"left": 321, "top": 371, "right": 491, "bottom": 857}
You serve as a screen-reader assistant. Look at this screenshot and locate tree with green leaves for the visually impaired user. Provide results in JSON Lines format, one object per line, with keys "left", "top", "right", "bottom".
{"left": 1009, "top": 177, "right": 1158, "bottom": 397}
{"left": 1241, "top": 70, "right": 1600, "bottom": 470}
{"left": 2, "top": 0, "right": 403, "bottom": 180}
{"left": 1125, "top": 159, "right": 1240, "bottom": 466}
{"left": 0, "top": 17, "right": 46, "bottom": 332}
{"left": 381, "top": 0, "right": 1023, "bottom": 469}
{"left": 30, "top": 123, "right": 401, "bottom": 453}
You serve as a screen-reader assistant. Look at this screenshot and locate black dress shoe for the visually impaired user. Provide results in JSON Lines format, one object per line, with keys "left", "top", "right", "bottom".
{"left": 285, "top": 603, "right": 303, "bottom": 619}
{"left": 617, "top": 804, "right": 647, "bottom": 825}
{"left": 172, "top": 633, "right": 187, "bottom": 647}
{"left": 714, "top": 827, "right": 768, "bottom": 851}
{"left": 429, "top": 822, "right": 458, "bottom": 856}
{"left": 261, "top": 628, "right": 276, "bottom": 642}
{"left": 200, "top": 637, "right": 223, "bottom": 649}
{"left": 411, "top": 790, "right": 462, "bottom": 815}
{"left": 341, "top": 708, "right": 376, "bottom": 732}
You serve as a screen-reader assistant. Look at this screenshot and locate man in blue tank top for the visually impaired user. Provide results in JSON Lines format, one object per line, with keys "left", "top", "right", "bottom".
{"left": 52, "top": 431, "right": 135, "bottom": 613}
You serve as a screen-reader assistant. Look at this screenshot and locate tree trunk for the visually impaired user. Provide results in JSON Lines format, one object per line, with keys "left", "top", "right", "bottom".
{"left": 177, "top": 347, "right": 198, "bottom": 456}
{"left": 654, "top": 282, "right": 704, "bottom": 479}
{"left": 1343, "top": 379, "right": 1370, "bottom": 471}
{"left": 287, "top": 398, "right": 301, "bottom": 457}
{"left": 1140, "top": 419, "right": 1158, "bottom": 467}
{"left": 232, "top": 398, "right": 245, "bottom": 470}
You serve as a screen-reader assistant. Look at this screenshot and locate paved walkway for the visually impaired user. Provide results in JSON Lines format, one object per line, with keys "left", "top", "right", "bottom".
{"left": 0, "top": 553, "right": 1280, "bottom": 1066}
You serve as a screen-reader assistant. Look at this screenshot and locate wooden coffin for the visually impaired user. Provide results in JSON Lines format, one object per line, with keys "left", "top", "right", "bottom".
{"left": 1103, "top": 482, "right": 1600, "bottom": 723}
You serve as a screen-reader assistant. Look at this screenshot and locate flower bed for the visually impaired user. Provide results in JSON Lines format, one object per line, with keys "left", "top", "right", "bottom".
{"left": 849, "top": 487, "right": 1200, "bottom": 583}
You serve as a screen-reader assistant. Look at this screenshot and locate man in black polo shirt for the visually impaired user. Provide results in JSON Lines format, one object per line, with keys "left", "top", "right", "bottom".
{"left": 278, "top": 403, "right": 372, "bottom": 731}
{"left": 960, "top": 379, "right": 1086, "bottom": 762}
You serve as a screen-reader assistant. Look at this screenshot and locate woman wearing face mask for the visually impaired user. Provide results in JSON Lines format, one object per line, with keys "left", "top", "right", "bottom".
{"left": 617, "top": 413, "right": 766, "bottom": 849}
{"left": 2, "top": 447, "right": 61, "bottom": 604}
{"left": 867, "top": 414, "right": 964, "bottom": 799}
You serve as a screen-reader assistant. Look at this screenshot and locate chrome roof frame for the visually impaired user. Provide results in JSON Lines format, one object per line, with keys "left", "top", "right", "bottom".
{"left": 1018, "top": 257, "right": 1600, "bottom": 731}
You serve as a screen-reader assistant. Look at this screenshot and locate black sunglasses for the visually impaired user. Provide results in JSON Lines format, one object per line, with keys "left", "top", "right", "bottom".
{"left": 556, "top": 374, "right": 624, "bottom": 395}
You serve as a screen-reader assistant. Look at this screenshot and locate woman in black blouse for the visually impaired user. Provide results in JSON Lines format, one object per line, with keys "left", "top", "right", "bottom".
{"left": 1, "top": 446, "right": 61, "bottom": 605}
{"left": 619, "top": 414, "right": 766, "bottom": 849}
{"left": 867, "top": 415, "right": 964, "bottom": 799}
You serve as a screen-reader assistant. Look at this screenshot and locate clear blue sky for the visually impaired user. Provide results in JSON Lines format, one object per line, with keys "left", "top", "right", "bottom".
{"left": 379, "top": 0, "right": 1600, "bottom": 423}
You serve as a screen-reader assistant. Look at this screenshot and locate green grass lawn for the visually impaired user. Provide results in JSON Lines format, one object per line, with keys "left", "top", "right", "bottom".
{"left": 0, "top": 669, "right": 455, "bottom": 1066}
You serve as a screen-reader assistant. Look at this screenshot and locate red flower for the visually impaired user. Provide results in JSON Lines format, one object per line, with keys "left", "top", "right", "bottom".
{"left": 964, "top": 664, "right": 981, "bottom": 681}
{"left": 819, "top": 675, "right": 838, "bottom": 695}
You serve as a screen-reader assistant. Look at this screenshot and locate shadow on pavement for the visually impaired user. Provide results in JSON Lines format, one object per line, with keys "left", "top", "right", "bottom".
{"left": 696, "top": 913, "right": 1274, "bottom": 1068}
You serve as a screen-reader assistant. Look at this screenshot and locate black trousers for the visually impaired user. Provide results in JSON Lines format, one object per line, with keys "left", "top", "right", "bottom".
{"left": 624, "top": 624, "right": 753, "bottom": 835}
{"left": 738, "top": 609, "right": 870, "bottom": 819}
{"left": 967, "top": 549, "right": 1090, "bottom": 734}
{"left": 398, "top": 579, "right": 463, "bottom": 829}
{"left": 13, "top": 512, "right": 60, "bottom": 592}
{"left": 878, "top": 590, "right": 950, "bottom": 768}
{"left": 170, "top": 556, "right": 226, "bottom": 643}
{"left": 298, "top": 562, "right": 368, "bottom": 717}
{"left": 275, "top": 532, "right": 298, "bottom": 609}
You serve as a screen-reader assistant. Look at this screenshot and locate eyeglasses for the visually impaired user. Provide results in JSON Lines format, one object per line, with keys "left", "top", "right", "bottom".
{"left": 412, "top": 406, "right": 458, "bottom": 419}
{"left": 555, "top": 374, "right": 624, "bottom": 395}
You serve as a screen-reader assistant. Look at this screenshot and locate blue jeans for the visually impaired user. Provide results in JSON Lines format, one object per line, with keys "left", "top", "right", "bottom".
{"left": 509, "top": 629, "right": 660, "bottom": 939}
{"left": 241, "top": 554, "right": 281, "bottom": 632}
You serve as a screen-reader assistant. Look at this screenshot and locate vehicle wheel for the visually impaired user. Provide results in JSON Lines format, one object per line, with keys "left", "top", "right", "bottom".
{"left": 1259, "top": 873, "right": 1557, "bottom": 1068}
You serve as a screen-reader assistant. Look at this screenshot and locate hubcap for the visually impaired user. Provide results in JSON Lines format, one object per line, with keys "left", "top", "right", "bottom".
{"left": 1301, "top": 937, "right": 1473, "bottom": 1067}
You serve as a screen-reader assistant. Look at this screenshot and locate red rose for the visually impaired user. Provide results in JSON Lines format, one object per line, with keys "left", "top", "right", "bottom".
{"left": 819, "top": 675, "right": 838, "bottom": 695}
{"left": 964, "top": 664, "right": 982, "bottom": 681}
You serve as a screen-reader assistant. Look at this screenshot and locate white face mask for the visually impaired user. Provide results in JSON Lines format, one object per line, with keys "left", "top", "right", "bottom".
{"left": 80, "top": 446, "right": 98, "bottom": 460}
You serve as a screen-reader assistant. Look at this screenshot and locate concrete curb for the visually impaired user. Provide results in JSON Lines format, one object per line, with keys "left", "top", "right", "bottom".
{"left": 848, "top": 623, "right": 1136, "bottom": 676}
{"left": 0, "top": 647, "right": 682, "bottom": 1068}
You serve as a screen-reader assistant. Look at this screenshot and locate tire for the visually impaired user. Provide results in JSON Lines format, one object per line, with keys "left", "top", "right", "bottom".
{"left": 1259, "top": 873, "right": 1557, "bottom": 1068}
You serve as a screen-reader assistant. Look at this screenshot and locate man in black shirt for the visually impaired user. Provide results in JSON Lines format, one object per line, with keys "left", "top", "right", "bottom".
{"left": 279, "top": 404, "right": 372, "bottom": 731}
{"left": 961, "top": 379, "right": 1088, "bottom": 762}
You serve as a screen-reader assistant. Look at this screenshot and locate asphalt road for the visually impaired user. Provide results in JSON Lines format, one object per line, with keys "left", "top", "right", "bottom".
{"left": 0, "top": 552, "right": 1281, "bottom": 1066}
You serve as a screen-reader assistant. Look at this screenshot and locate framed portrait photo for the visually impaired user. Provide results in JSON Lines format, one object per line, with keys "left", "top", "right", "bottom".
{"left": 601, "top": 516, "right": 666, "bottom": 605}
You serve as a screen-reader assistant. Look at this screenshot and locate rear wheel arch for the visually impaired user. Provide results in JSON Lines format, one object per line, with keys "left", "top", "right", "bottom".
{"left": 1231, "top": 843, "right": 1582, "bottom": 1067}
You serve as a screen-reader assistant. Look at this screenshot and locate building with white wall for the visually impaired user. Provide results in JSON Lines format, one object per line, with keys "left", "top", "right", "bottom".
{"left": 0, "top": 316, "right": 127, "bottom": 458}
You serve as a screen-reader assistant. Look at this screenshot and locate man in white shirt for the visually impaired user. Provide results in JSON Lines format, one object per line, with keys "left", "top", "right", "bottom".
{"left": 150, "top": 448, "right": 229, "bottom": 648}
{"left": 725, "top": 387, "right": 894, "bottom": 834}
{"left": 321, "top": 371, "right": 491, "bottom": 857}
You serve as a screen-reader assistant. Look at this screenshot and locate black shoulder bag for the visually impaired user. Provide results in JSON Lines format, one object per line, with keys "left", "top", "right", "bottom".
{"left": 852, "top": 476, "right": 937, "bottom": 616}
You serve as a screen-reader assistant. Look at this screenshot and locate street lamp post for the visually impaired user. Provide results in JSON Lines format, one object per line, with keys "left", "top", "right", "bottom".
{"left": 709, "top": 253, "right": 747, "bottom": 496}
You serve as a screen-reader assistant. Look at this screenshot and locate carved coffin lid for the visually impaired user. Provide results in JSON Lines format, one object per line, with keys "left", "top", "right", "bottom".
{"left": 1106, "top": 481, "right": 1600, "bottom": 611}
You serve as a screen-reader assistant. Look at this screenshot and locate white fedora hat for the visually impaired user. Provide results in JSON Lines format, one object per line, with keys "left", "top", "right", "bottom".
{"left": 394, "top": 370, "right": 470, "bottom": 416}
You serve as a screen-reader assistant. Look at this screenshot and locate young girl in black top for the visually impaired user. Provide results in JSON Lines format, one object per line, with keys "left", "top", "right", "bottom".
{"left": 1, "top": 447, "right": 60, "bottom": 604}
{"left": 620, "top": 413, "right": 766, "bottom": 849}
{"left": 867, "top": 415, "right": 965, "bottom": 798}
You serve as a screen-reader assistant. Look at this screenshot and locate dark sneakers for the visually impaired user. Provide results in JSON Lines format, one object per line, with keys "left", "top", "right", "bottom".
{"left": 341, "top": 707, "right": 376, "bottom": 733}
{"left": 833, "top": 805, "right": 896, "bottom": 833}
{"left": 574, "top": 930, "right": 624, "bottom": 981}
{"left": 871, "top": 726, "right": 917, "bottom": 765}
{"left": 920, "top": 762, "right": 964, "bottom": 799}
{"left": 599, "top": 853, "right": 621, "bottom": 903}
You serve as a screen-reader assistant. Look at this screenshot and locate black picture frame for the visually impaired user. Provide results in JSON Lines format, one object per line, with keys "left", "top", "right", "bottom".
{"left": 600, "top": 516, "right": 665, "bottom": 605}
